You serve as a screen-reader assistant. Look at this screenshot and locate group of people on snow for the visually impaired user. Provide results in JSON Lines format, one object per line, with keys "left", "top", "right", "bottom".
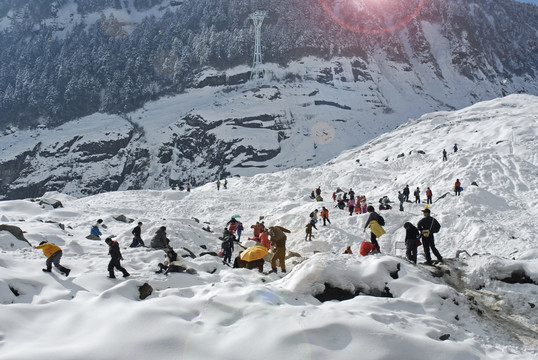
{"left": 402, "top": 208, "right": 443, "bottom": 265}
{"left": 35, "top": 170, "right": 462, "bottom": 278}
{"left": 222, "top": 219, "right": 290, "bottom": 274}
{"left": 35, "top": 220, "right": 200, "bottom": 278}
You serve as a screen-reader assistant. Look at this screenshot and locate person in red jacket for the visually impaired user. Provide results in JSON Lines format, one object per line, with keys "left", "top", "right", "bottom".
{"left": 35, "top": 241, "right": 71, "bottom": 276}
{"left": 259, "top": 229, "right": 271, "bottom": 249}
{"left": 454, "top": 179, "right": 462, "bottom": 196}
{"left": 426, "top": 187, "right": 433, "bottom": 204}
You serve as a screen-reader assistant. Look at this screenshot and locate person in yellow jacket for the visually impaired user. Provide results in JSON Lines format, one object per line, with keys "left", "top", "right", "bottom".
{"left": 35, "top": 241, "right": 71, "bottom": 276}
{"left": 363, "top": 206, "right": 385, "bottom": 253}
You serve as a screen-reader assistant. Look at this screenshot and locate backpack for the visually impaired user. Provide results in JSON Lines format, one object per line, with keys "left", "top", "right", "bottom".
{"left": 422, "top": 219, "right": 440, "bottom": 237}
{"left": 377, "top": 214, "right": 385, "bottom": 226}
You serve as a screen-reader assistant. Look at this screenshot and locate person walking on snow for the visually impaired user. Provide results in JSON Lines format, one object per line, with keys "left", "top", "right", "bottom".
{"left": 216, "top": 179, "right": 221, "bottom": 191}
{"left": 363, "top": 206, "right": 384, "bottom": 253}
{"left": 309, "top": 209, "right": 319, "bottom": 228}
{"left": 398, "top": 191, "right": 405, "bottom": 211}
{"left": 305, "top": 222, "right": 314, "bottom": 241}
{"left": 321, "top": 206, "right": 331, "bottom": 226}
{"left": 414, "top": 187, "right": 421, "bottom": 203}
{"left": 220, "top": 230, "right": 235, "bottom": 264}
{"left": 442, "top": 149, "right": 447, "bottom": 161}
{"left": 403, "top": 185, "right": 410, "bottom": 202}
{"left": 454, "top": 179, "right": 462, "bottom": 196}
{"left": 269, "top": 226, "right": 290, "bottom": 273}
{"left": 417, "top": 208, "right": 443, "bottom": 265}
{"left": 130, "top": 222, "right": 145, "bottom": 248}
{"left": 403, "top": 222, "right": 420, "bottom": 264}
{"left": 453, "top": 143, "right": 458, "bottom": 152}
{"left": 235, "top": 222, "right": 244, "bottom": 241}
{"left": 35, "top": 241, "right": 71, "bottom": 276}
{"left": 105, "top": 238, "right": 130, "bottom": 278}
{"left": 348, "top": 197, "right": 356, "bottom": 216}
{"left": 426, "top": 187, "right": 433, "bottom": 204}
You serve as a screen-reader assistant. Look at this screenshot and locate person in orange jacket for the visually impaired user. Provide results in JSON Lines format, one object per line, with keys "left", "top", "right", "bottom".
{"left": 35, "top": 241, "right": 71, "bottom": 276}
{"left": 320, "top": 206, "right": 331, "bottom": 226}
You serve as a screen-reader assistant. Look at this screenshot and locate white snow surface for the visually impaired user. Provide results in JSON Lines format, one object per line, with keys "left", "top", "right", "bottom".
{"left": 0, "top": 95, "right": 537, "bottom": 359}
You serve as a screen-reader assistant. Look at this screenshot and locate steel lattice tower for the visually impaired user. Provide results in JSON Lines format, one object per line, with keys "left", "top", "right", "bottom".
{"left": 249, "top": 10, "right": 267, "bottom": 81}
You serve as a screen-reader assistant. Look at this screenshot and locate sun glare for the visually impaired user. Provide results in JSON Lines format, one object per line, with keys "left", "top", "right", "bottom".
{"left": 321, "top": 0, "right": 427, "bottom": 34}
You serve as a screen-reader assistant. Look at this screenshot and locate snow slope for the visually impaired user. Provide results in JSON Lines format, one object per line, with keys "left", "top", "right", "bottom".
{"left": 0, "top": 95, "right": 537, "bottom": 359}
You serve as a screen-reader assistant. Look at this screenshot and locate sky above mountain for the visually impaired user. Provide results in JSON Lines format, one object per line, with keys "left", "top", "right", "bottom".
{"left": 0, "top": 94, "right": 537, "bottom": 359}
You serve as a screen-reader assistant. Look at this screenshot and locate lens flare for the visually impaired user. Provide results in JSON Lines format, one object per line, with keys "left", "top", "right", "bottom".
{"left": 320, "top": 0, "right": 427, "bottom": 34}
{"left": 310, "top": 122, "right": 336, "bottom": 145}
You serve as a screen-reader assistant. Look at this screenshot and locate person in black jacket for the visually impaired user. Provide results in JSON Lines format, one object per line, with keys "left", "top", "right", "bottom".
{"left": 130, "top": 222, "right": 145, "bottom": 248}
{"left": 220, "top": 229, "right": 235, "bottom": 264}
{"left": 403, "top": 185, "right": 410, "bottom": 202}
{"left": 105, "top": 238, "right": 130, "bottom": 278}
{"left": 403, "top": 222, "right": 420, "bottom": 264}
{"left": 417, "top": 209, "right": 443, "bottom": 265}
{"left": 150, "top": 226, "right": 170, "bottom": 249}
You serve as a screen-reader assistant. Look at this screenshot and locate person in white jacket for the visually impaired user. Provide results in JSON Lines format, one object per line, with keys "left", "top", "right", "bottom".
{"left": 155, "top": 248, "right": 185, "bottom": 274}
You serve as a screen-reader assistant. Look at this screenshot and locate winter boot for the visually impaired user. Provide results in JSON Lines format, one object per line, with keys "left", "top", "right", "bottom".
{"left": 63, "top": 268, "right": 71, "bottom": 277}
{"left": 42, "top": 268, "right": 52, "bottom": 273}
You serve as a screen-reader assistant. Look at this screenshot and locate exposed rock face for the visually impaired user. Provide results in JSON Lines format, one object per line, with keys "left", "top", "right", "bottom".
{"left": 0, "top": 225, "right": 31, "bottom": 248}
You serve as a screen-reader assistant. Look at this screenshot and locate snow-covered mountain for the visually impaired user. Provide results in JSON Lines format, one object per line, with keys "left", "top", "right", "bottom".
{"left": 0, "top": 95, "right": 537, "bottom": 359}
{"left": 0, "top": 0, "right": 537, "bottom": 199}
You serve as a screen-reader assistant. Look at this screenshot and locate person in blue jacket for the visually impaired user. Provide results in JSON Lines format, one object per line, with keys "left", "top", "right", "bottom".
{"left": 90, "top": 219, "right": 104, "bottom": 238}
